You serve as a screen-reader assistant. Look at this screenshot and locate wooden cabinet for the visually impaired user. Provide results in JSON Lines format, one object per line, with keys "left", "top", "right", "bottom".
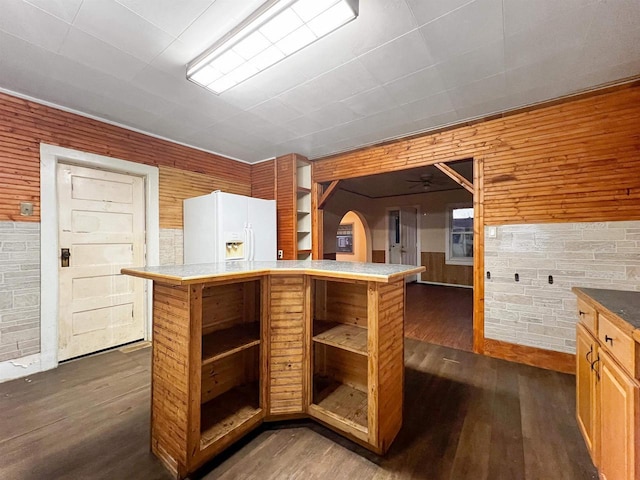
{"left": 150, "top": 277, "right": 266, "bottom": 479}
{"left": 308, "top": 277, "right": 405, "bottom": 453}
{"left": 121, "top": 262, "right": 424, "bottom": 479}
{"left": 576, "top": 323, "right": 598, "bottom": 463}
{"left": 573, "top": 288, "right": 640, "bottom": 480}
{"left": 599, "top": 350, "right": 638, "bottom": 480}
{"left": 275, "top": 153, "right": 313, "bottom": 260}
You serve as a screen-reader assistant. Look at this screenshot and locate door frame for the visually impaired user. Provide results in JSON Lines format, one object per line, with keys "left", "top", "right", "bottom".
{"left": 384, "top": 205, "right": 421, "bottom": 274}
{"left": 40, "top": 143, "right": 159, "bottom": 372}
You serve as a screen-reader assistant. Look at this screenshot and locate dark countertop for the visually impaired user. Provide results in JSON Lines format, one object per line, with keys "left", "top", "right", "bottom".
{"left": 573, "top": 287, "right": 640, "bottom": 335}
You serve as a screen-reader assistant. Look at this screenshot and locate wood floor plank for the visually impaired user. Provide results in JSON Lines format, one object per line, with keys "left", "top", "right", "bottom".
{"left": 0, "top": 339, "right": 596, "bottom": 480}
{"left": 404, "top": 284, "right": 473, "bottom": 352}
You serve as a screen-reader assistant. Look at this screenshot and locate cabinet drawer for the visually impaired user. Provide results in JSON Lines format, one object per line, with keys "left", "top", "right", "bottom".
{"left": 577, "top": 299, "right": 597, "bottom": 334}
{"left": 598, "top": 313, "right": 636, "bottom": 378}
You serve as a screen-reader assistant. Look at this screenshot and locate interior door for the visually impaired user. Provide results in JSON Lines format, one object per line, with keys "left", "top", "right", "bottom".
{"left": 400, "top": 207, "right": 418, "bottom": 281}
{"left": 388, "top": 210, "right": 402, "bottom": 264}
{"left": 388, "top": 208, "right": 418, "bottom": 280}
{"left": 57, "top": 163, "right": 146, "bottom": 361}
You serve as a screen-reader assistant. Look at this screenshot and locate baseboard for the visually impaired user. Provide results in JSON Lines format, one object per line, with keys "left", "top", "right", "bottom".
{"left": 483, "top": 339, "right": 575, "bottom": 374}
{"left": 0, "top": 353, "right": 45, "bottom": 383}
{"left": 416, "top": 280, "right": 473, "bottom": 289}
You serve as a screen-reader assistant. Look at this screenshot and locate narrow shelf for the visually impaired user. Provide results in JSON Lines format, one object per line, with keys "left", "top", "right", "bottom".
{"left": 202, "top": 323, "right": 260, "bottom": 366}
{"left": 297, "top": 210, "right": 310, "bottom": 215}
{"left": 200, "top": 383, "right": 261, "bottom": 449}
{"left": 313, "top": 321, "right": 367, "bottom": 356}
{"left": 312, "top": 377, "right": 368, "bottom": 431}
{"left": 297, "top": 187, "right": 311, "bottom": 194}
{"left": 297, "top": 231, "right": 311, "bottom": 235}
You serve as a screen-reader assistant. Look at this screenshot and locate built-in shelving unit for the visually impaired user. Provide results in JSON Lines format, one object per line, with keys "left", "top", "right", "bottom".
{"left": 296, "top": 158, "right": 312, "bottom": 261}
{"left": 202, "top": 323, "right": 260, "bottom": 365}
{"left": 199, "top": 279, "right": 263, "bottom": 453}
{"left": 313, "top": 321, "right": 367, "bottom": 356}
{"left": 310, "top": 279, "right": 369, "bottom": 439}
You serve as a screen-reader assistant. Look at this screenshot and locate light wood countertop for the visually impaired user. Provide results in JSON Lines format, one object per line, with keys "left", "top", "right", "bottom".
{"left": 122, "top": 260, "right": 426, "bottom": 285}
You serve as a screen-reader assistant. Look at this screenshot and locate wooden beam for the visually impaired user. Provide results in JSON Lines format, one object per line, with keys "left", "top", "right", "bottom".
{"left": 434, "top": 163, "right": 474, "bottom": 194}
{"left": 318, "top": 180, "right": 340, "bottom": 209}
{"left": 472, "top": 156, "right": 484, "bottom": 355}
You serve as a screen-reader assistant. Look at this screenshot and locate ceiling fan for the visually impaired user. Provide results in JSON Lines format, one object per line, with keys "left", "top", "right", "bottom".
{"left": 406, "top": 173, "right": 448, "bottom": 191}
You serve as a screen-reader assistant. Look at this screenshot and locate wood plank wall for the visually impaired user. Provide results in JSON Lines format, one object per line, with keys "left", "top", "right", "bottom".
{"left": 420, "top": 252, "right": 473, "bottom": 286}
{"left": 0, "top": 92, "right": 251, "bottom": 225}
{"left": 313, "top": 86, "right": 640, "bottom": 225}
{"left": 160, "top": 166, "right": 251, "bottom": 229}
{"left": 275, "top": 154, "right": 296, "bottom": 260}
{"left": 251, "top": 160, "right": 275, "bottom": 200}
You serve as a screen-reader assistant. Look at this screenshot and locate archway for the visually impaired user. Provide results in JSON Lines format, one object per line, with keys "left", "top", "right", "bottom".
{"left": 335, "top": 210, "right": 371, "bottom": 262}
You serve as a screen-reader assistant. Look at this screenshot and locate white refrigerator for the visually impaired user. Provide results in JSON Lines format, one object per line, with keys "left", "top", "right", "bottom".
{"left": 183, "top": 191, "right": 277, "bottom": 264}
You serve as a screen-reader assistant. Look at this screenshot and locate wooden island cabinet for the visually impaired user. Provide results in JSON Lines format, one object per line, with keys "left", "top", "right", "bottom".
{"left": 573, "top": 288, "right": 640, "bottom": 480}
{"left": 123, "top": 260, "right": 424, "bottom": 479}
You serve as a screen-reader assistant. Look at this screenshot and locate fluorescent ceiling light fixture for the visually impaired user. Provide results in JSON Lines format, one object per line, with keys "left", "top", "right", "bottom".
{"left": 187, "top": 0, "right": 358, "bottom": 94}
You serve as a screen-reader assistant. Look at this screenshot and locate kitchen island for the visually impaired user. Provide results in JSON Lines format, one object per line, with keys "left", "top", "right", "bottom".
{"left": 122, "top": 260, "right": 425, "bottom": 479}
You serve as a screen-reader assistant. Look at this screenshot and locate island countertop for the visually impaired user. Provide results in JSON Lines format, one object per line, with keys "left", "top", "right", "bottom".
{"left": 122, "top": 260, "right": 426, "bottom": 285}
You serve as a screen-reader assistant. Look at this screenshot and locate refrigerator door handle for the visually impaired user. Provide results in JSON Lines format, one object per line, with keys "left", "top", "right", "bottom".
{"left": 249, "top": 227, "right": 255, "bottom": 260}
{"left": 244, "top": 227, "right": 250, "bottom": 261}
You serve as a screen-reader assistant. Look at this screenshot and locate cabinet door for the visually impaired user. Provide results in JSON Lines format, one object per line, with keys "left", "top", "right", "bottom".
{"left": 599, "top": 350, "right": 639, "bottom": 480}
{"left": 576, "top": 324, "right": 598, "bottom": 462}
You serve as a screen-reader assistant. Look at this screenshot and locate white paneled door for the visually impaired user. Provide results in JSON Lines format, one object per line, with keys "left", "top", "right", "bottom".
{"left": 388, "top": 207, "right": 418, "bottom": 282}
{"left": 57, "top": 164, "right": 145, "bottom": 361}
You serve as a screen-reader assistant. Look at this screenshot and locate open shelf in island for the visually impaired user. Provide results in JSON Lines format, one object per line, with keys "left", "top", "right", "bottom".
{"left": 309, "top": 376, "right": 368, "bottom": 440}
{"left": 202, "top": 322, "right": 260, "bottom": 365}
{"left": 313, "top": 321, "right": 367, "bottom": 356}
{"left": 200, "top": 382, "right": 261, "bottom": 449}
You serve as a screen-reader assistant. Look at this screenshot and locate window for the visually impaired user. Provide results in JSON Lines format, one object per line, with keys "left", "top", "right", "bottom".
{"left": 445, "top": 206, "right": 473, "bottom": 265}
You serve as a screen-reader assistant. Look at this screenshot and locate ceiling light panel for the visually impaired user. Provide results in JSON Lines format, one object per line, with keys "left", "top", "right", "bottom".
{"left": 187, "top": 0, "right": 358, "bottom": 94}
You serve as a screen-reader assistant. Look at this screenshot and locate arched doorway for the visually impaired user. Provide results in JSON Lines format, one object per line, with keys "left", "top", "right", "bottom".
{"left": 335, "top": 210, "right": 371, "bottom": 262}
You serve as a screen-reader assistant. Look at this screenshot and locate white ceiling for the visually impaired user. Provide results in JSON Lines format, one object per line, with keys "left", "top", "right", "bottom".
{"left": 0, "top": 0, "right": 638, "bottom": 164}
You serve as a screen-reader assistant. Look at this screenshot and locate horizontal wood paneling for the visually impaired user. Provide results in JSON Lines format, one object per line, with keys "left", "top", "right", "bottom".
{"left": 276, "top": 154, "right": 296, "bottom": 260}
{"left": 269, "top": 275, "right": 306, "bottom": 415}
{"left": 251, "top": 160, "right": 275, "bottom": 200}
{"left": 420, "top": 252, "right": 473, "bottom": 286}
{"left": 0, "top": 91, "right": 251, "bottom": 223}
{"left": 372, "top": 250, "right": 385, "bottom": 263}
{"left": 159, "top": 166, "right": 250, "bottom": 229}
{"left": 313, "top": 85, "right": 640, "bottom": 225}
{"left": 151, "top": 284, "right": 190, "bottom": 470}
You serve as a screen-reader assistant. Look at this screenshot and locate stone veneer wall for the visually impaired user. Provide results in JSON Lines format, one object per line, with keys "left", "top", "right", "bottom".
{"left": 159, "top": 228, "right": 184, "bottom": 266}
{"left": 0, "top": 221, "right": 40, "bottom": 362}
{"left": 485, "top": 221, "right": 640, "bottom": 354}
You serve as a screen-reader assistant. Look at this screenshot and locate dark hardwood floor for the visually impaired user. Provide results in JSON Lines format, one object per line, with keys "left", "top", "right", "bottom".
{"left": 0, "top": 341, "right": 596, "bottom": 480}
{"left": 405, "top": 283, "right": 473, "bottom": 352}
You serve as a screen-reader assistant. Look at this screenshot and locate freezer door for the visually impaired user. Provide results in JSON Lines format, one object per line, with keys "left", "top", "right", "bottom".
{"left": 183, "top": 193, "right": 217, "bottom": 264}
{"left": 247, "top": 198, "right": 277, "bottom": 261}
{"left": 216, "top": 192, "right": 250, "bottom": 260}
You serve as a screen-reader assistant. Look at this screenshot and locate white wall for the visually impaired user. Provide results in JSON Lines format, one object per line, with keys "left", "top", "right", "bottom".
{"left": 485, "top": 221, "right": 640, "bottom": 354}
{"left": 324, "top": 188, "right": 472, "bottom": 254}
{"left": 336, "top": 211, "right": 367, "bottom": 262}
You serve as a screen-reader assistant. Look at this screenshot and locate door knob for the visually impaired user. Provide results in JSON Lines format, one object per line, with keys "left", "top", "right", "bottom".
{"left": 61, "top": 248, "right": 71, "bottom": 267}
